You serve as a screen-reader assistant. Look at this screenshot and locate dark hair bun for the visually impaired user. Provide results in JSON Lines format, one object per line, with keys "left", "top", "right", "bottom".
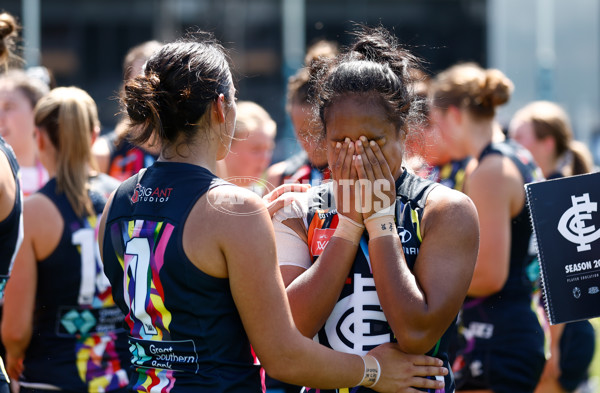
{"left": 478, "top": 69, "right": 513, "bottom": 109}
{"left": 350, "top": 25, "right": 399, "bottom": 64}
{"left": 124, "top": 73, "right": 161, "bottom": 123}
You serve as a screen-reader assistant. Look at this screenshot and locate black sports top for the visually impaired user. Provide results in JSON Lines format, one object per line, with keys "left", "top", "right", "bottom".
{"left": 0, "top": 137, "right": 22, "bottom": 385}
{"left": 21, "top": 177, "right": 130, "bottom": 392}
{"left": 302, "top": 170, "right": 452, "bottom": 393}
{"left": 280, "top": 150, "right": 331, "bottom": 186}
{"left": 103, "top": 162, "right": 262, "bottom": 393}
{"left": 0, "top": 136, "right": 22, "bottom": 301}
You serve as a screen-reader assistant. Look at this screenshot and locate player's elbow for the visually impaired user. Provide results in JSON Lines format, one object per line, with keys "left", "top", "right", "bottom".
{"left": 1, "top": 322, "right": 30, "bottom": 350}
{"left": 259, "top": 349, "right": 303, "bottom": 384}
{"left": 468, "top": 272, "right": 507, "bottom": 297}
{"left": 394, "top": 329, "right": 441, "bottom": 355}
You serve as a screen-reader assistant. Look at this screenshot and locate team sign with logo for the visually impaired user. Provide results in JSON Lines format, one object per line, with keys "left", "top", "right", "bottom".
{"left": 526, "top": 171, "right": 600, "bottom": 324}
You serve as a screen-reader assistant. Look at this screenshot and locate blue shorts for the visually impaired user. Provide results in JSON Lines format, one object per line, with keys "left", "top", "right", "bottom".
{"left": 453, "top": 298, "right": 546, "bottom": 393}
{"left": 558, "top": 320, "right": 596, "bottom": 392}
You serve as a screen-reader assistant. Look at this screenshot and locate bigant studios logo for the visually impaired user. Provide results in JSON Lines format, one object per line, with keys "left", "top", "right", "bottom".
{"left": 208, "top": 176, "right": 395, "bottom": 217}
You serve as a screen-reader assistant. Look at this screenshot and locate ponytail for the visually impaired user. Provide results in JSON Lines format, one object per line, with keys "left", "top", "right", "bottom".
{"left": 565, "top": 140, "right": 594, "bottom": 176}
{"left": 35, "top": 87, "right": 98, "bottom": 217}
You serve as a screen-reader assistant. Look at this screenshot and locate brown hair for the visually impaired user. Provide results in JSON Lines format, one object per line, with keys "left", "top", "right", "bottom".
{"left": 123, "top": 32, "right": 233, "bottom": 150}
{"left": 287, "top": 40, "right": 339, "bottom": 112}
{"left": 34, "top": 87, "right": 99, "bottom": 217}
{"left": 430, "top": 62, "right": 513, "bottom": 119}
{"left": 0, "top": 69, "right": 49, "bottom": 108}
{"left": 310, "top": 25, "right": 424, "bottom": 139}
{"left": 0, "top": 12, "right": 19, "bottom": 71}
{"left": 511, "top": 101, "right": 593, "bottom": 176}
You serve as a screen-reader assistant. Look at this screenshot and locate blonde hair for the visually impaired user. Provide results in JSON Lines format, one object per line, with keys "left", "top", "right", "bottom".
{"left": 430, "top": 62, "right": 513, "bottom": 119}
{"left": 34, "top": 87, "right": 99, "bottom": 217}
{"left": 233, "top": 101, "right": 276, "bottom": 140}
{"left": 511, "top": 101, "right": 593, "bottom": 176}
{"left": 0, "top": 12, "right": 19, "bottom": 71}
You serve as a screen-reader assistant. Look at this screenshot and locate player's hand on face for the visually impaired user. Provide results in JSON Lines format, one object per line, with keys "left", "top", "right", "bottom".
{"left": 331, "top": 138, "right": 362, "bottom": 223}
{"left": 354, "top": 136, "right": 395, "bottom": 220}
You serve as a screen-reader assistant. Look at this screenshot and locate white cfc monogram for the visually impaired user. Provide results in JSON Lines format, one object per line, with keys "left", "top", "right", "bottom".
{"left": 558, "top": 193, "right": 600, "bottom": 252}
{"left": 323, "top": 274, "right": 390, "bottom": 355}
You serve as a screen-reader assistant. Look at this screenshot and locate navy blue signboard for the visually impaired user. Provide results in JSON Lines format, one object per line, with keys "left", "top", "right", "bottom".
{"left": 525, "top": 171, "right": 600, "bottom": 324}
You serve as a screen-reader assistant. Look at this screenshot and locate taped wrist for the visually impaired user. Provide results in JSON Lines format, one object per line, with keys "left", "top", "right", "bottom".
{"left": 364, "top": 202, "right": 397, "bottom": 239}
{"left": 332, "top": 214, "right": 364, "bottom": 245}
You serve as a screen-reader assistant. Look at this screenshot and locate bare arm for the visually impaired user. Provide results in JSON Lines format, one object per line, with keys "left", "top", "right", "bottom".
{"left": 2, "top": 195, "right": 61, "bottom": 380}
{"left": 355, "top": 138, "right": 479, "bottom": 354}
{"left": 97, "top": 191, "right": 116, "bottom": 262}
{"left": 284, "top": 235, "right": 360, "bottom": 337}
{"left": 369, "top": 188, "right": 479, "bottom": 353}
{"left": 465, "top": 155, "right": 521, "bottom": 296}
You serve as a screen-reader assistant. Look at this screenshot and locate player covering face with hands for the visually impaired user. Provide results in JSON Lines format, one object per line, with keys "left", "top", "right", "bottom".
{"left": 272, "top": 25, "right": 480, "bottom": 393}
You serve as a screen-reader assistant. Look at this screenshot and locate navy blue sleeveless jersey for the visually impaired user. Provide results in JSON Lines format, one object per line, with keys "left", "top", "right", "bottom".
{"left": 0, "top": 137, "right": 22, "bottom": 385}
{"left": 425, "top": 157, "right": 471, "bottom": 192}
{"left": 301, "top": 170, "right": 452, "bottom": 393}
{"left": 102, "top": 161, "right": 262, "bottom": 393}
{"left": 0, "top": 137, "right": 22, "bottom": 301}
{"left": 21, "top": 177, "right": 130, "bottom": 392}
{"left": 453, "top": 140, "right": 546, "bottom": 393}
{"left": 280, "top": 150, "right": 331, "bottom": 186}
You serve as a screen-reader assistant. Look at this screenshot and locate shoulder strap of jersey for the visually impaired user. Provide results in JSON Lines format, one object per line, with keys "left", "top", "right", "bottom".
{"left": 479, "top": 140, "right": 541, "bottom": 184}
{"left": 396, "top": 170, "right": 439, "bottom": 209}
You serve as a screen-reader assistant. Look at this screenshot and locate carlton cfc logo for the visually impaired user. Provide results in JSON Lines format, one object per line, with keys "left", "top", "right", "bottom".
{"left": 558, "top": 193, "right": 600, "bottom": 252}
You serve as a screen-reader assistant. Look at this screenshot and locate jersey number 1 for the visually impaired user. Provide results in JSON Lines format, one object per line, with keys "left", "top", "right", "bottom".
{"left": 125, "top": 237, "right": 158, "bottom": 336}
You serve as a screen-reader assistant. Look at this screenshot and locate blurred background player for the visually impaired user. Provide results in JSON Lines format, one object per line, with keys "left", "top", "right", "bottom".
{"left": 218, "top": 100, "right": 276, "bottom": 195}
{"left": 92, "top": 40, "right": 162, "bottom": 182}
{"left": 266, "top": 40, "right": 338, "bottom": 189}
{"left": 509, "top": 100, "right": 596, "bottom": 393}
{"left": 405, "top": 69, "right": 474, "bottom": 191}
{"left": 0, "top": 11, "right": 23, "bottom": 393}
{"left": 0, "top": 70, "right": 50, "bottom": 197}
{"left": 2, "top": 87, "right": 129, "bottom": 392}
{"left": 429, "top": 62, "right": 547, "bottom": 393}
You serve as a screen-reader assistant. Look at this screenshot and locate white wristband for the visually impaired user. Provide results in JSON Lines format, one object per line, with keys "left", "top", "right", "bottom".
{"left": 359, "top": 355, "right": 381, "bottom": 387}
